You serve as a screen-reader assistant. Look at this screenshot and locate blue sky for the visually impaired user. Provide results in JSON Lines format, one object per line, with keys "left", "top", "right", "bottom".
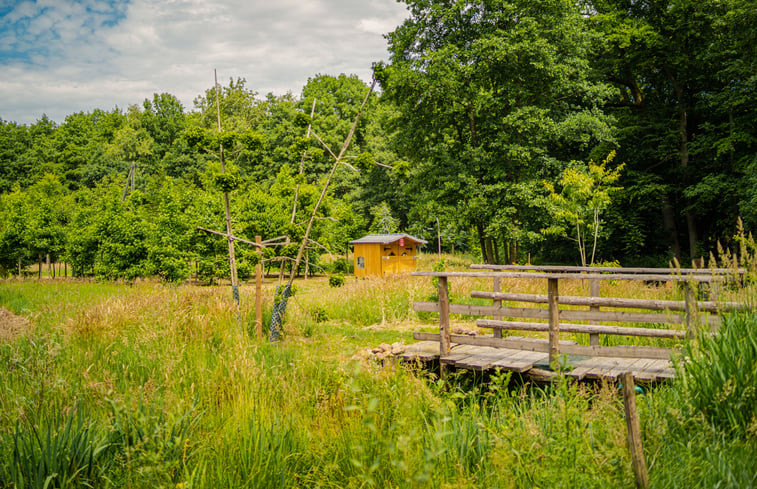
{"left": 0, "top": 0, "right": 409, "bottom": 124}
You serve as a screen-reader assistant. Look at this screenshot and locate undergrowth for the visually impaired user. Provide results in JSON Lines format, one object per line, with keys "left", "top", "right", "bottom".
{"left": 0, "top": 265, "right": 755, "bottom": 488}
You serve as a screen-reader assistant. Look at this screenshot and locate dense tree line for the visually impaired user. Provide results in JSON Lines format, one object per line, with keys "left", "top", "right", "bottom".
{"left": 1, "top": 0, "right": 754, "bottom": 279}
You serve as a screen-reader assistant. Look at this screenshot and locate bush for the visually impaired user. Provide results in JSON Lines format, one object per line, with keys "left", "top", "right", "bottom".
{"left": 680, "top": 310, "right": 757, "bottom": 437}
{"left": 328, "top": 258, "right": 351, "bottom": 274}
{"left": 329, "top": 274, "right": 345, "bottom": 288}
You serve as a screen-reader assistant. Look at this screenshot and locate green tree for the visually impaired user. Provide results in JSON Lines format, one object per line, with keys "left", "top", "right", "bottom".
{"left": 369, "top": 202, "right": 399, "bottom": 234}
{"left": 588, "top": 0, "right": 756, "bottom": 260}
{"left": 543, "top": 151, "right": 624, "bottom": 266}
{"left": 376, "top": 0, "right": 616, "bottom": 263}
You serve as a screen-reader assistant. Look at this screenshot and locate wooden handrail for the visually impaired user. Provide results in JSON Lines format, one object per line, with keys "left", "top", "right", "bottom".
{"left": 469, "top": 291, "right": 746, "bottom": 313}
{"left": 470, "top": 264, "right": 745, "bottom": 275}
{"left": 475, "top": 319, "right": 686, "bottom": 339}
{"left": 414, "top": 301, "right": 688, "bottom": 324}
{"left": 413, "top": 271, "right": 727, "bottom": 282}
{"left": 413, "top": 268, "right": 747, "bottom": 367}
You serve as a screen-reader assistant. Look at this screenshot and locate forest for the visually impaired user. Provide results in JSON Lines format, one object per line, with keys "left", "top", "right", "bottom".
{"left": 1, "top": 0, "right": 755, "bottom": 280}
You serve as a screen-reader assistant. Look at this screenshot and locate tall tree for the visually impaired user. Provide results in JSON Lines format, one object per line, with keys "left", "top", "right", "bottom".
{"left": 376, "top": 0, "right": 616, "bottom": 263}
{"left": 589, "top": 0, "right": 756, "bottom": 260}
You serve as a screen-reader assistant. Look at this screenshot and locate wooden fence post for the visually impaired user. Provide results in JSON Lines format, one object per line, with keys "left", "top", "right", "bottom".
{"left": 255, "top": 235, "right": 263, "bottom": 339}
{"left": 493, "top": 276, "right": 502, "bottom": 339}
{"left": 622, "top": 372, "right": 650, "bottom": 489}
{"left": 438, "top": 276, "right": 451, "bottom": 356}
{"left": 548, "top": 278, "right": 560, "bottom": 370}
{"left": 589, "top": 278, "right": 600, "bottom": 346}
{"left": 684, "top": 283, "right": 698, "bottom": 339}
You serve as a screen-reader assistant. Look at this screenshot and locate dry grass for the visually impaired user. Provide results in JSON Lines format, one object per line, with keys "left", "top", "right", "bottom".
{"left": 0, "top": 306, "right": 31, "bottom": 342}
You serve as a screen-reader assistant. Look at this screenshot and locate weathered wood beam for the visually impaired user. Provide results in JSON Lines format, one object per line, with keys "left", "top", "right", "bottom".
{"left": 469, "top": 291, "right": 744, "bottom": 313}
{"left": 476, "top": 319, "right": 686, "bottom": 339}
{"left": 413, "top": 271, "right": 729, "bottom": 282}
{"left": 470, "top": 264, "right": 745, "bottom": 275}
{"left": 412, "top": 333, "right": 673, "bottom": 360}
{"left": 413, "top": 301, "right": 687, "bottom": 324}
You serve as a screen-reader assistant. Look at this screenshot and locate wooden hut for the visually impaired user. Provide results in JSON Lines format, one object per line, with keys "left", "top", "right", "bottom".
{"left": 349, "top": 234, "right": 427, "bottom": 277}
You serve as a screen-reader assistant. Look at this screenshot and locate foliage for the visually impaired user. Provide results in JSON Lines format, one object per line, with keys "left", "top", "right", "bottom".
{"left": 328, "top": 274, "right": 345, "bottom": 288}
{"left": 679, "top": 311, "right": 757, "bottom": 437}
{"left": 543, "top": 151, "right": 624, "bottom": 266}
{"left": 0, "top": 0, "right": 754, "bottom": 277}
{"left": 368, "top": 202, "right": 399, "bottom": 235}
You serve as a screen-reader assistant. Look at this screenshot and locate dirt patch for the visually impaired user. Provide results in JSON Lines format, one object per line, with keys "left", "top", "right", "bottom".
{"left": 0, "top": 307, "right": 32, "bottom": 342}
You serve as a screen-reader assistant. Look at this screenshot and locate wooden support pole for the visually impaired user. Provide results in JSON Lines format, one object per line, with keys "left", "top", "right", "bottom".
{"left": 548, "top": 278, "right": 560, "bottom": 370}
{"left": 622, "top": 372, "right": 650, "bottom": 489}
{"left": 493, "top": 276, "right": 502, "bottom": 339}
{"left": 255, "top": 235, "right": 263, "bottom": 339}
{"left": 589, "top": 278, "right": 600, "bottom": 346}
{"left": 684, "top": 283, "right": 698, "bottom": 339}
{"left": 438, "top": 276, "right": 451, "bottom": 356}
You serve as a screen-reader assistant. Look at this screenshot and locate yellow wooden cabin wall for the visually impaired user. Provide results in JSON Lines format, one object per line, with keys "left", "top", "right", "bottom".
{"left": 353, "top": 240, "right": 420, "bottom": 277}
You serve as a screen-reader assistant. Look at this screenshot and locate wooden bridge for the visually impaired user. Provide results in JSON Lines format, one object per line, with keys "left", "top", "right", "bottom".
{"left": 400, "top": 265, "right": 746, "bottom": 382}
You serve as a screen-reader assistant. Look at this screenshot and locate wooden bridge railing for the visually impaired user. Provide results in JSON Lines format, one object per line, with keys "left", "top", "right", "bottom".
{"left": 412, "top": 267, "right": 746, "bottom": 370}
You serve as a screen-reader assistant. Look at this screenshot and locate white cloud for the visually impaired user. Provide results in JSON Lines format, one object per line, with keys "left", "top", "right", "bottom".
{"left": 0, "top": 0, "right": 409, "bottom": 124}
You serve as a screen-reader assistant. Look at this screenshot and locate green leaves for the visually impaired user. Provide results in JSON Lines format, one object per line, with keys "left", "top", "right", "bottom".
{"left": 543, "top": 151, "right": 624, "bottom": 265}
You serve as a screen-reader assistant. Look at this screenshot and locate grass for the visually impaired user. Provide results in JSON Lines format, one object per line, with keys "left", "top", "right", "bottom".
{"left": 0, "top": 257, "right": 755, "bottom": 488}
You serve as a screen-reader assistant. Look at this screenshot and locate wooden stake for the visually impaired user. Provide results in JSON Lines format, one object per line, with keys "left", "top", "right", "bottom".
{"left": 438, "top": 276, "right": 451, "bottom": 356}
{"left": 589, "top": 278, "right": 600, "bottom": 346}
{"left": 493, "top": 276, "right": 502, "bottom": 339}
{"left": 684, "top": 282, "right": 698, "bottom": 339}
{"left": 621, "top": 372, "right": 650, "bottom": 489}
{"left": 255, "top": 235, "right": 263, "bottom": 339}
{"left": 548, "top": 278, "right": 560, "bottom": 370}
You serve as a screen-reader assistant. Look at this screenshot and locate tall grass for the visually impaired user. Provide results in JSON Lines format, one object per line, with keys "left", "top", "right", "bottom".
{"left": 1, "top": 271, "right": 755, "bottom": 488}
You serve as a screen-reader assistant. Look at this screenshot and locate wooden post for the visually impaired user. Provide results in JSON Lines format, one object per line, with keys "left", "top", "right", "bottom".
{"left": 622, "top": 372, "right": 650, "bottom": 489}
{"left": 255, "top": 235, "right": 263, "bottom": 339}
{"left": 548, "top": 278, "right": 560, "bottom": 370}
{"left": 493, "top": 276, "right": 502, "bottom": 339}
{"left": 438, "top": 276, "right": 451, "bottom": 356}
{"left": 684, "top": 283, "right": 698, "bottom": 339}
{"left": 589, "top": 278, "right": 600, "bottom": 346}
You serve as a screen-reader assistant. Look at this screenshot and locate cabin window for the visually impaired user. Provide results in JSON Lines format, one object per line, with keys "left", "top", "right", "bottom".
{"left": 356, "top": 256, "right": 365, "bottom": 269}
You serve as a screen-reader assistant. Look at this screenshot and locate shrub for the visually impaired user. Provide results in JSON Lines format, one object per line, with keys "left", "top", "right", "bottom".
{"left": 329, "top": 274, "right": 345, "bottom": 288}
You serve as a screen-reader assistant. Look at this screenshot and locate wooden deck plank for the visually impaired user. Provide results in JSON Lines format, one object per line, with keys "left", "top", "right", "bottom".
{"left": 396, "top": 338, "right": 677, "bottom": 382}
{"left": 456, "top": 348, "right": 527, "bottom": 370}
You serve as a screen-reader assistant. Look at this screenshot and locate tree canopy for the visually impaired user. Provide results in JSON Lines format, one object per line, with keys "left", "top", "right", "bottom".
{"left": 0, "top": 1, "right": 754, "bottom": 279}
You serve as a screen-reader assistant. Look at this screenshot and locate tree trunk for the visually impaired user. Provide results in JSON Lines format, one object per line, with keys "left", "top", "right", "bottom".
{"left": 476, "top": 222, "right": 487, "bottom": 263}
{"left": 662, "top": 194, "right": 681, "bottom": 259}
{"left": 672, "top": 76, "right": 698, "bottom": 259}
{"left": 485, "top": 238, "right": 494, "bottom": 265}
{"left": 509, "top": 242, "right": 518, "bottom": 265}
{"left": 492, "top": 238, "right": 500, "bottom": 264}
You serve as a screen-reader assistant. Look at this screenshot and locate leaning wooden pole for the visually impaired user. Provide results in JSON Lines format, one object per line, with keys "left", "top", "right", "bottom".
{"left": 268, "top": 80, "right": 375, "bottom": 341}
{"left": 286, "top": 80, "right": 375, "bottom": 289}
{"left": 215, "top": 69, "right": 242, "bottom": 333}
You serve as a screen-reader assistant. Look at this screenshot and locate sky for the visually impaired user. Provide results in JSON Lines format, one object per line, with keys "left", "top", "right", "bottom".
{"left": 0, "top": 0, "right": 410, "bottom": 125}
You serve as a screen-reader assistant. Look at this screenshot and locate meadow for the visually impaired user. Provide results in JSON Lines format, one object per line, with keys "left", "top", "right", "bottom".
{"left": 0, "top": 257, "right": 756, "bottom": 488}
